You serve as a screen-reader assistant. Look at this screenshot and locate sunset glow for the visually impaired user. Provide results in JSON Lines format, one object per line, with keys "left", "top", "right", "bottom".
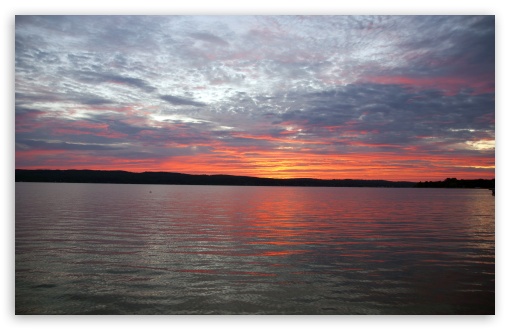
{"left": 15, "top": 15, "right": 495, "bottom": 181}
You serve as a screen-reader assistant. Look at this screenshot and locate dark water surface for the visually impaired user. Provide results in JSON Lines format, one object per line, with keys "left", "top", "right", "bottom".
{"left": 15, "top": 182, "right": 495, "bottom": 314}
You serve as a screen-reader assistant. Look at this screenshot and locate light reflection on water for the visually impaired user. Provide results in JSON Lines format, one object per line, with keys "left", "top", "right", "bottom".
{"left": 15, "top": 183, "right": 495, "bottom": 314}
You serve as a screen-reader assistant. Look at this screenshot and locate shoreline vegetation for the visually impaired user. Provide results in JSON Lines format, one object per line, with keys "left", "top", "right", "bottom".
{"left": 15, "top": 169, "right": 494, "bottom": 189}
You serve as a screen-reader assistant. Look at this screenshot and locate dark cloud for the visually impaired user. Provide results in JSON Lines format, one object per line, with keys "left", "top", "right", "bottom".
{"left": 272, "top": 83, "right": 494, "bottom": 148}
{"left": 189, "top": 32, "right": 229, "bottom": 46}
{"left": 16, "top": 92, "right": 113, "bottom": 106}
{"left": 73, "top": 71, "right": 156, "bottom": 93}
{"left": 15, "top": 107, "right": 46, "bottom": 131}
{"left": 84, "top": 113, "right": 148, "bottom": 135}
{"left": 160, "top": 94, "right": 207, "bottom": 107}
{"left": 376, "top": 16, "right": 494, "bottom": 80}
{"left": 16, "top": 139, "right": 122, "bottom": 151}
{"left": 15, "top": 92, "right": 60, "bottom": 105}
{"left": 73, "top": 96, "right": 114, "bottom": 105}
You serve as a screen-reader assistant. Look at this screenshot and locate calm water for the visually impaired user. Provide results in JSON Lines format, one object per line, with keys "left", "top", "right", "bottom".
{"left": 15, "top": 182, "right": 495, "bottom": 314}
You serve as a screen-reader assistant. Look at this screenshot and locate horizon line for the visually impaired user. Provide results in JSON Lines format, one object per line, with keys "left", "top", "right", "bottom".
{"left": 14, "top": 168, "right": 496, "bottom": 183}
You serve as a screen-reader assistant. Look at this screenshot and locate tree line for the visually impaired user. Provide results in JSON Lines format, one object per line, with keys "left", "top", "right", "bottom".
{"left": 15, "top": 169, "right": 416, "bottom": 187}
{"left": 414, "top": 177, "right": 495, "bottom": 189}
{"left": 16, "top": 170, "right": 494, "bottom": 189}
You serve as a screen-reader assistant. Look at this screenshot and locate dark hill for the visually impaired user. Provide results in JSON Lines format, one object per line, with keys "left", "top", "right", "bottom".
{"left": 15, "top": 169, "right": 417, "bottom": 188}
{"left": 414, "top": 177, "right": 495, "bottom": 189}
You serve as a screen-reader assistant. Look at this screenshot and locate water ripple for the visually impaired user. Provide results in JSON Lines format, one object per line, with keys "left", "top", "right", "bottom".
{"left": 16, "top": 183, "right": 495, "bottom": 314}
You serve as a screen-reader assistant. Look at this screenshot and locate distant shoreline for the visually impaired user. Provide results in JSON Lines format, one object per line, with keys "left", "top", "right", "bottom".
{"left": 15, "top": 169, "right": 494, "bottom": 189}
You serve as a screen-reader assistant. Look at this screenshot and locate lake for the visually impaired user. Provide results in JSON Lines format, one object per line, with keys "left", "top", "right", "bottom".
{"left": 15, "top": 182, "right": 495, "bottom": 314}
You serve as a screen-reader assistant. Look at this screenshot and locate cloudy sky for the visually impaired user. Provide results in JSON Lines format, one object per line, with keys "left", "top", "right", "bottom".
{"left": 15, "top": 15, "right": 495, "bottom": 181}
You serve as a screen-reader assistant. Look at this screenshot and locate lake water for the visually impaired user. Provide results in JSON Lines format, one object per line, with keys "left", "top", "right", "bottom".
{"left": 15, "top": 182, "right": 495, "bottom": 314}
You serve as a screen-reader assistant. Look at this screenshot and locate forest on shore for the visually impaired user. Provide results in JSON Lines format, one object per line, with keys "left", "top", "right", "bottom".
{"left": 15, "top": 169, "right": 415, "bottom": 187}
{"left": 15, "top": 169, "right": 494, "bottom": 189}
{"left": 414, "top": 177, "right": 495, "bottom": 189}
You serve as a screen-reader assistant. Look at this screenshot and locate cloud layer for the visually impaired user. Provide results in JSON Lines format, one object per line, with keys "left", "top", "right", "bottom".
{"left": 15, "top": 15, "right": 495, "bottom": 180}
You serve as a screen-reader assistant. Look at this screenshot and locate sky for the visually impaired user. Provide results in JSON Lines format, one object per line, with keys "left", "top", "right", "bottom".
{"left": 14, "top": 15, "right": 495, "bottom": 181}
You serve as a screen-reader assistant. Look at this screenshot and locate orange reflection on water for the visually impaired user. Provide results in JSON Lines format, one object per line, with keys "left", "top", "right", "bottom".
{"left": 240, "top": 188, "right": 335, "bottom": 258}
{"left": 260, "top": 250, "right": 306, "bottom": 256}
